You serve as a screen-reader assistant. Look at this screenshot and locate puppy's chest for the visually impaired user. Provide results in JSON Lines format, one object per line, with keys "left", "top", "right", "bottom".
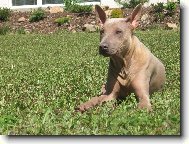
{"left": 117, "top": 67, "right": 133, "bottom": 87}
{"left": 110, "top": 60, "right": 135, "bottom": 87}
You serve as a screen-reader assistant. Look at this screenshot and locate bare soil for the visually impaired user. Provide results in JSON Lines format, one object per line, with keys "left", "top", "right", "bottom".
{"left": 0, "top": 5, "right": 180, "bottom": 34}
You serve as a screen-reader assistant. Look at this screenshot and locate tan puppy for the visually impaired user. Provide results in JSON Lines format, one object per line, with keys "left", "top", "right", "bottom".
{"left": 76, "top": 4, "right": 166, "bottom": 112}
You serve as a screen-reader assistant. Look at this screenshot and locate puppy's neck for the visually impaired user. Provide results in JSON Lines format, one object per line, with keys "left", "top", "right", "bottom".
{"left": 123, "top": 35, "right": 137, "bottom": 64}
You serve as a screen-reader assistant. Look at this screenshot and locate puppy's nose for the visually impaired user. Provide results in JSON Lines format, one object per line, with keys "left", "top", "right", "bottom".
{"left": 99, "top": 43, "right": 109, "bottom": 50}
{"left": 99, "top": 43, "right": 109, "bottom": 56}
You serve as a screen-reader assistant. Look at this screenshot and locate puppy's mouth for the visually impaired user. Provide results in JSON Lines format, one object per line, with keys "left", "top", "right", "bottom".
{"left": 99, "top": 48, "right": 117, "bottom": 57}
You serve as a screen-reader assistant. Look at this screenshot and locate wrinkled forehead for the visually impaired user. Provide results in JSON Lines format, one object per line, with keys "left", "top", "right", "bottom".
{"left": 103, "top": 18, "right": 129, "bottom": 30}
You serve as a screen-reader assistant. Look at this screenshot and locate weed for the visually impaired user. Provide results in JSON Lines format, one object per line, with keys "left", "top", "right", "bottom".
{"left": 29, "top": 8, "right": 45, "bottom": 22}
{"left": 116, "top": 0, "right": 149, "bottom": 8}
{"left": 166, "top": 1, "right": 177, "bottom": 16}
{"left": 17, "top": 27, "right": 26, "bottom": 34}
{"left": 0, "top": 25, "right": 10, "bottom": 35}
{"left": 55, "top": 17, "right": 70, "bottom": 26}
{"left": 71, "top": 4, "right": 92, "bottom": 13}
{"left": 155, "top": 13, "right": 165, "bottom": 22}
{"left": 152, "top": 2, "right": 164, "bottom": 13}
{"left": 64, "top": 0, "right": 92, "bottom": 13}
{"left": 64, "top": 0, "right": 76, "bottom": 11}
{"left": 0, "top": 8, "right": 11, "bottom": 21}
{"left": 152, "top": 2, "right": 166, "bottom": 22}
{"left": 111, "top": 9, "right": 123, "bottom": 18}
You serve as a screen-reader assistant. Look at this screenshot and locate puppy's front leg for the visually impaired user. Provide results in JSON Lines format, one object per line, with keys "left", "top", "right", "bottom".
{"left": 75, "top": 93, "right": 117, "bottom": 112}
{"left": 132, "top": 77, "right": 152, "bottom": 111}
{"left": 75, "top": 80, "right": 121, "bottom": 112}
{"left": 136, "top": 91, "right": 152, "bottom": 111}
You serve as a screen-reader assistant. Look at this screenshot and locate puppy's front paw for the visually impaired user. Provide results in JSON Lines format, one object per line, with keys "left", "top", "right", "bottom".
{"left": 75, "top": 105, "right": 86, "bottom": 113}
{"left": 137, "top": 101, "right": 152, "bottom": 112}
{"left": 75, "top": 103, "right": 92, "bottom": 113}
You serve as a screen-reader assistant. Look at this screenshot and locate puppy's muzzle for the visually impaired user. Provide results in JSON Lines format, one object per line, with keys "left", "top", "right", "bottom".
{"left": 99, "top": 43, "right": 110, "bottom": 57}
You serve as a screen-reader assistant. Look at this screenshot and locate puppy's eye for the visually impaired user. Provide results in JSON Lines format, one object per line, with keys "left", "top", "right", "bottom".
{"left": 116, "top": 30, "right": 122, "bottom": 34}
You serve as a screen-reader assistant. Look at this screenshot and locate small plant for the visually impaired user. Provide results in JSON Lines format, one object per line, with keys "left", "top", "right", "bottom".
{"left": 154, "top": 13, "right": 165, "bottom": 22}
{"left": 152, "top": 2, "right": 165, "bottom": 22}
{"left": 68, "top": 4, "right": 92, "bottom": 13}
{"left": 54, "top": 17, "right": 70, "bottom": 26}
{"left": 129, "top": 0, "right": 148, "bottom": 8}
{"left": 71, "top": 4, "right": 92, "bottom": 13}
{"left": 111, "top": 9, "right": 123, "bottom": 18}
{"left": 0, "top": 25, "right": 10, "bottom": 35}
{"left": 166, "top": 1, "right": 177, "bottom": 16}
{"left": 64, "top": 0, "right": 92, "bottom": 13}
{"left": 64, "top": 0, "right": 76, "bottom": 11}
{"left": 152, "top": 2, "right": 164, "bottom": 13}
{"left": 29, "top": 8, "right": 45, "bottom": 22}
{"left": 0, "top": 8, "right": 11, "bottom": 21}
{"left": 17, "top": 27, "right": 26, "bottom": 34}
{"left": 116, "top": 0, "right": 148, "bottom": 8}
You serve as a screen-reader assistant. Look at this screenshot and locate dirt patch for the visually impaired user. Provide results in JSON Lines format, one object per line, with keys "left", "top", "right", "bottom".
{"left": 0, "top": 5, "right": 180, "bottom": 34}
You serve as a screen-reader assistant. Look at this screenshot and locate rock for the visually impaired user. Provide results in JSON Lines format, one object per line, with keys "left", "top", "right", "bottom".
{"left": 166, "top": 23, "right": 177, "bottom": 30}
{"left": 72, "top": 30, "right": 76, "bottom": 33}
{"left": 18, "top": 17, "right": 26, "bottom": 22}
{"left": 49, "top": 6, "right": 64, "bottom": 14}
{"left": 90, "top": 21, "right": 96, "bottom": 25}
{"left": 66, "top": 15, "right": 72, "bottom": 18}
{"left": 141, "top": 14, "right": 149, "bottom": 22}
{"left": 105, "top": 10, "right": 112, "bottom": 18}
{"left": 141, "top": 14, "right": 150, "bottom": 25}
{"left": 25, "top": 29, "right": 31, "bottom": 34}
{"left": 83, "top": 24, "right": 98, "bottom": 32}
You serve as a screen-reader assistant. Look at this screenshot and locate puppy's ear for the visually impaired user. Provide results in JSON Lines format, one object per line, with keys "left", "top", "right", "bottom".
{"left": 95, "top": 5, "right": 106, "bottom": 24}
{"left": 126, "top": 4, "right": 142, "bottom": 28}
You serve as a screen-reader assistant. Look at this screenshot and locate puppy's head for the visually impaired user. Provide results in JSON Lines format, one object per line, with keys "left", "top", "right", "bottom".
{"left": 95, "top": 4, "right": 142, "bottom": 57}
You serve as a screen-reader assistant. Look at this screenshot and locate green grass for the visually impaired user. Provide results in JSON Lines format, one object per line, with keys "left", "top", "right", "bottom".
{"left": 0, "top": 29, "right": 180, "bottom": 135}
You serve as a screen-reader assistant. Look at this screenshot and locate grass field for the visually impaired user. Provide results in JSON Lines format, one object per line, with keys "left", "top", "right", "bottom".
{"left": 0, "top": 29, "right": 180, "bottom": 135}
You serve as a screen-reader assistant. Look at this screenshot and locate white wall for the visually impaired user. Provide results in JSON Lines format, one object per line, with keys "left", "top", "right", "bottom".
{"left": 149, "top": 0, "right": 167, "bottom": 4}
{"left": 0, "top": 0, "right": 11, "bottom": 8}
{"left": 149, "top": 0, "right": 177, "bottom": 4}
{"left": 101, "top": 0, "right": 121, "bottom": 8}
{"left": 0, "top": 0, "right": 120, "bottom": 9}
